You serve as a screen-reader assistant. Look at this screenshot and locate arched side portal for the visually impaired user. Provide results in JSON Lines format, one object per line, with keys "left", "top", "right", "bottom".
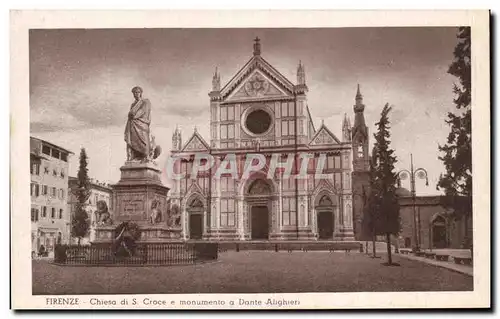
{"left": 314, "top": 191, "right": 338, "bottom": 240}
{"left": 186, "top": 195, "right": 205, "bottom": 240}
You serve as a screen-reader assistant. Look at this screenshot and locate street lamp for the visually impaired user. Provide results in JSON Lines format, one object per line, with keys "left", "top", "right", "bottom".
{"left": 397, "top": 153, "right": 429, "bottom": 253}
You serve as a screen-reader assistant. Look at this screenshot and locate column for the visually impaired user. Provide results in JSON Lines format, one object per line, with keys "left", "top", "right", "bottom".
{"left": 236, "top": 196, "right": 245, "bottom": 240}
{"left": 182, "top": 208, "right": 188, "bottom": 240}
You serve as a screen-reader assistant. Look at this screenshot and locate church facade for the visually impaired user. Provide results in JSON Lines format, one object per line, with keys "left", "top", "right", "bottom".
{"left": 169, "top": 39, "right": 370, "bottom": 241}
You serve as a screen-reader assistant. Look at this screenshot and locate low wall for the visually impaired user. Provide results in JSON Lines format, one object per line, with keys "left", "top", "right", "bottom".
{"left": 214, "top": 241, "right": 363, "bottom": 252}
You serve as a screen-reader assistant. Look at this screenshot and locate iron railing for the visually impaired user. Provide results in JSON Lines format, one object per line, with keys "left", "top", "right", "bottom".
{"left": 53, "top": 242, "right": 218, "bottom": 266}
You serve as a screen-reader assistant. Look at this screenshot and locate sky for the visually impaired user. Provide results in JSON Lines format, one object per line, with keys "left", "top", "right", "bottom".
{"left": 30, "top": 27, "right": 460, "bottom": 195}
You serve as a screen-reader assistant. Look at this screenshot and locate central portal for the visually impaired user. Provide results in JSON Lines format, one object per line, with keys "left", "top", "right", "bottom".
{"left": 251, "top": 206, "right": 269, "bottom": 240}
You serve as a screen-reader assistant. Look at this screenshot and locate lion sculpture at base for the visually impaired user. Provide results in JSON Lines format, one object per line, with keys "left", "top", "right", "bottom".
{"left": 95, "top": 200, "right": 113, "bottom": 226}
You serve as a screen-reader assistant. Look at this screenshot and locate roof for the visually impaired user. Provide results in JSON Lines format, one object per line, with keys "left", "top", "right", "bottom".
{"left": 309, "top": 122, "right": 342, "bottom": 145}
{"left": 30, "top": 136, "right": 74, "bottom": 155}
{"left": 68, "top": 176, "right": 113, "bottom": 191}
{"left": 306, "top": 104, "right": 316, "bottom": 134}
{"left": 181, "top": 130, "right": 211, "bottom": 152}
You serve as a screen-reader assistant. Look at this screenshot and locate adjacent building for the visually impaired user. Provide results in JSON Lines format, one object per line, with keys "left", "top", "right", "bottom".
{"left": 68, "top": 177, "right": 113, "bottom": 245}
{"left": 396, "top": 188, "right": 473, "bottom": 250}
{"left": 169, "top": 38, "right": 370, "bottom": 241}
{"left": 30, "top": 137, "right": 73, "bottom": 256}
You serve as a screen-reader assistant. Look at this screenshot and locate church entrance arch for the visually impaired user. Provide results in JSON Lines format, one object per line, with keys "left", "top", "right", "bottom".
{"left": 245, "top": 179, "right": 273, "bottom": 240}
{"left": 187, "top": 196, "right": 204, "bottom": 240}
{"left": 315, "top": 193, "right": 336, "bottom": 240}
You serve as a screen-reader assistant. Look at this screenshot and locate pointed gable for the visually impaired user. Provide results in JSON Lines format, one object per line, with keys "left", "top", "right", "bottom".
{"left": 309, "top": 123, "right": 341, "bottom": 146}
{"left": 186, "top": 180, "right": 205, "bottom": 197}
{"left": 220, "top": 56, "right": 295, "bottom": 102}
{"left": 228, "top": 70, "right": 289, "bottom": 101}
{"left": 181, "top": 131, "right": 210, "bottom": 152}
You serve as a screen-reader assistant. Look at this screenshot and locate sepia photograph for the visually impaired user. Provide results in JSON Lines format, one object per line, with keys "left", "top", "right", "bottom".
{"left": 11, "top": 10, "right": 490, "bottom": 309}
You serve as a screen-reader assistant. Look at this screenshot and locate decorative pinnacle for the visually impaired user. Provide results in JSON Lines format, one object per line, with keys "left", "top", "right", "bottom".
{"left": 356, "top": 84, "right": 362, "bottom": 101}
{"left": 343, "top": 113, "right": 349, "bottom": 127}
{"left": 253, "top": 37, "right": 261, "bottom": 56}
{"left": 212, "top": 66, "right": 221, "bottom": 91}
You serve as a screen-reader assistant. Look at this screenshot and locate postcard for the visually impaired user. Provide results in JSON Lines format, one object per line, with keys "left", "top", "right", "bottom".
{"left": 11, "top": 9, "right": 490, "bottom": 309}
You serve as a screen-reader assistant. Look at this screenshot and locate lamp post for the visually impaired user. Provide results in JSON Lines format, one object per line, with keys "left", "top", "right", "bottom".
{"left": 397, "top": 153, "right": 429, "bottom": 253}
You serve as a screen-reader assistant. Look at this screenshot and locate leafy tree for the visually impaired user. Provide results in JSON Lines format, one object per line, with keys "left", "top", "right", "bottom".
{"left": 372, "top": 103, "right": 400, "bottom": 265}
{"left": 71, "top": 148, "right": 91, "bottom": 246}
{"left": 437, "top": 27, "right": 472, "bottom": 249}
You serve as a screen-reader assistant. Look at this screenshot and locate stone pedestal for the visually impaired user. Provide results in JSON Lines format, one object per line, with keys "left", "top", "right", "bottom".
{"left": 93, "top": 161, "right": 182, "bottom": 243}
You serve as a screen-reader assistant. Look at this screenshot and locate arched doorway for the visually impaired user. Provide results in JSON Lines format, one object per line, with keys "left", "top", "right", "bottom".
{"left": 246, "top": 179, "right": 272, "bottom": 240}
{"left": 432, "top": 215, "right": 447, "bottom": 248}
{"left": 187, "top": 197, "right": 204, "bottom": 240}
{"left": 316, "top": 194, "right": 335, "bottom": 240}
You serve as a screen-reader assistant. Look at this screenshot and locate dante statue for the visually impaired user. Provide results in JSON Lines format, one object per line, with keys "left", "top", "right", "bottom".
{"left": 124, "top": 86, "right": 161, "bottom": 162}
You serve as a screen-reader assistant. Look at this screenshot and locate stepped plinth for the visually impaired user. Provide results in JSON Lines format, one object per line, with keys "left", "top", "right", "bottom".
{"left": 94, "top": 161, "right": 182, "bottom": 243}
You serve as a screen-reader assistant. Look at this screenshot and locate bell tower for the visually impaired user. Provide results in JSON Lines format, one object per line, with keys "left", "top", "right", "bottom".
{"left": 350, "top": 84, "right": 370, "bottom": 241}
{"left": 352, "top": 84, "right": 369, "bottom": 171}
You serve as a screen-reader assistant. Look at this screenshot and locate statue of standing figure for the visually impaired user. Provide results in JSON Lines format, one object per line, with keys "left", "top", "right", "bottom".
{"left": 124, "top": 86, "right": 161, "bottom": 162}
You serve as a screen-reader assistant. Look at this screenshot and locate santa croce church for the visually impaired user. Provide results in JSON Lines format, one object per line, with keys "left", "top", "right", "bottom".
{"left": 169, "top": 38, "right": 370, "bottom": 241}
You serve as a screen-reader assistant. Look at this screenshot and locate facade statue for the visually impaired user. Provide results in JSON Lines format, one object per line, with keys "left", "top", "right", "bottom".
{"left": 124, "top": 86, "right": 161, "bottom": 162}
{"left": 150, "top": 199, "right": 162, "bottom": 224}
{"left": 95, "top": 200, "right": 112, "bottom": 226}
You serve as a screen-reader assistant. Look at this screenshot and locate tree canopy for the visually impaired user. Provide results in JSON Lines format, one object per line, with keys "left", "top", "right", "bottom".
{"left": 437, "top": 27, "right": 472, "bottom": 218}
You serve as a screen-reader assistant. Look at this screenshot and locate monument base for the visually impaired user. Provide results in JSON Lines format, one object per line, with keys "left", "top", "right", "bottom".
{"left": 93, "top": 161, "right": 182, "bottom": 244}
{"left": 94, "top": 225, "right": 183, "bottom": 243}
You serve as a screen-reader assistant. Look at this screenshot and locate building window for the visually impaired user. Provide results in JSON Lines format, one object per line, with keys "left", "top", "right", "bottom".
{"left": 31, "top": 163, "right": 40, "bottom": 175}
{"left": 41, "top": 206, "right": 47, "bottom": 218}
{"left": 282, "top": 197, "right": 297, "bottom": 226}
{"left": 327, "top": 155, "right": 334, "bottom": 170}
{"left": 59, "top": 189, "right": 65, "bottom": 200}
{"left": 334, "top": 155, "right": 341, "bottom": 168}
{"left": 59, "top": 209, "right": 63, "bottom": 219}
{"left": 220, "top": 105, "right": 235, "bottom": 121}
{"left": 281, "top": 120, "right": 295, "bottom": 136}
{"left": 51, "top": 187, "right": 56, "bottom": 197}
{"left": 51, "top": 207, "right": 55, "bottom": 218}
{"left": 42, "top": 185, "right": 48, "bottom": 195}
{"left": 31, "top": 208, "right": 39, "bottom": 222}
{"left": 52, "top": 149, "right": 60, "bottom": 160}
{"left": 30, "top": 183, "right": 35, "bottom": 196}
{"left": 44, "top": 166, "right": 49, "bottom": 174}
{"left": 220, "top": 124, "right": 235, "bottom": 140}
{"left": 357, "top": 145, "right": 364, "bottom": 158}
{"left": 220, "top": 199, "right": 235, "bottom": 227}
{"left": 60, "top": 170, "right": 65, "bottom": 178}
{"left": 61, "top": 153, "right": 68, "bottom": 162}
{"left": 42, "top": 145, "right": 51, "bottom": 156}
{"left": 220, "top": 176, "right": 235, "bottom": 192}
{"left": 52, "top": 168, "right": 58, "bottom": 176}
